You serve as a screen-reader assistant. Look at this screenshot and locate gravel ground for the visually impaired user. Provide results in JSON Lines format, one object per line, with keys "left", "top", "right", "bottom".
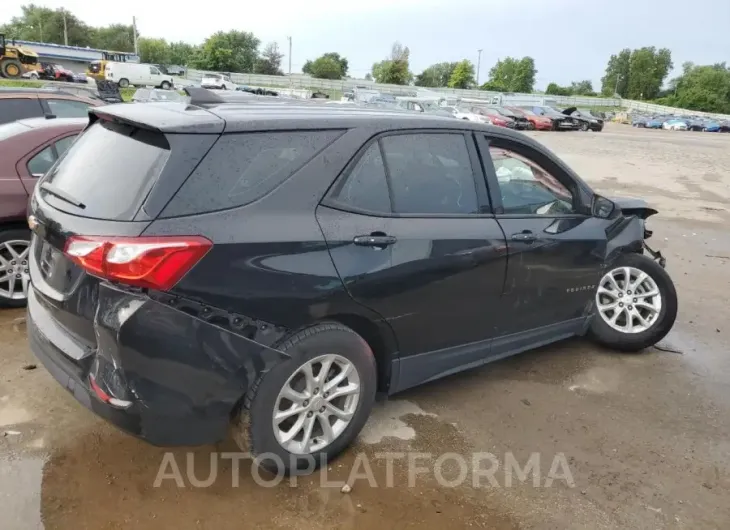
{"left": 1, "top": 123, "right": 728, "bottom": 529}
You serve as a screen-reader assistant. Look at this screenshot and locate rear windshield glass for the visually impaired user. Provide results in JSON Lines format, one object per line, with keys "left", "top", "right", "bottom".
{"left": 161, "top": 130, "right": 342, "bottom": 217}
{"left": 40, "top": 120, "right": 170, "bottom": 220}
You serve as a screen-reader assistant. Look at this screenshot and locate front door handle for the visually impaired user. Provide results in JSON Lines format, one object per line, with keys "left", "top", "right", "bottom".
{"left": 510, "top": 230, "right": 537, "bottom": 243}
{"left": 353, "top": 233, "right": 397, "bottom": 248}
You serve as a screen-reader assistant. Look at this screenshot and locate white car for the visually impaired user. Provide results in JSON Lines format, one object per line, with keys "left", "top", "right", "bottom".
{"left": 442, "top": 106, "right": 492, "bottom": 124}
{"left": 663, "top": 119, "right": 688, "bottom": 131}
{"left": 201, "top": 74, "right": 237, "bottom": 90}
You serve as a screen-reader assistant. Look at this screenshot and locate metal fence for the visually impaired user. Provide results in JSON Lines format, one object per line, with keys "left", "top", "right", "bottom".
{"left": 185, "top": 69, "right": 729, "bottom": 118}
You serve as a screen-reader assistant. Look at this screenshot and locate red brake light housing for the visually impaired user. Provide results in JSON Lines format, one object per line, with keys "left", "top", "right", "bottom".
{"left": 64, "top": 236, "right": 212, "bottom": 290}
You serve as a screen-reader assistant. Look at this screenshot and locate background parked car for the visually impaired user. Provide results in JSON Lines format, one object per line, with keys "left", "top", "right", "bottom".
{"left": 201, "top": 73, "right": 237, "bottom": 90}
{"left": 646, "top": 117, "right": 665, "bottom": 129}
{"left": 567, "top": 108, "right": 604, "bottom": 132}
{"left": 487, "top": 106, "right": 531, "bottom": 130}
{"left": 663, "top": 118, "right": 688, "bottom": 131}
{"left": 520, "top": 106, "right": 579, "bottom": 130}
{"left": 0, "top": 116, "right": 86, "bottom": 307}
{"left": 0, "top": 88, "right": 101, "bottom": 125}
{"left": 40, "top": 63, "right": 75, "bottom": 82}
{"left": 469, "top": 106, "right": 517, "bottom": 128}
{"left": 506, "top": 107, "right": 553, "bottom": 130}
{"left": 165, "top": 65, "right": 186, "bottom": 76}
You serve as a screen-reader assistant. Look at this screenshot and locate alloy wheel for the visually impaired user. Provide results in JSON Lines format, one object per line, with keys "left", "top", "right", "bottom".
{"left": 596, "top": 266, "right": 662, "bottom": 334}
{"left": 0, "top": 240, "right": 30, "bottom": 301}
{"left": 272, "top": 354, "right": 361, "bottom": 455}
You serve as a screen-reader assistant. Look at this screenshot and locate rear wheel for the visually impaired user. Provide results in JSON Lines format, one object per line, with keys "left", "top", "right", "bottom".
{"left": 233, "top": 322, "right": 377, "bottom": 475}
{"left": 0, "top": 229, "right": 31, "bottom": 308}
{"left": 589, "top": 253, "right": 677, "bottom": 352}
{"left": 118, "top": 78, "right": 130, "bottom": 88}
{"left": 1, "top": 59, "right": 23, "bottom": 79}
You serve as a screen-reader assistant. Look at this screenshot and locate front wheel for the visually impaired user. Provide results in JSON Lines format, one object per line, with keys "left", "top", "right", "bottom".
{"left": 160, "top": 81, "right": 171, "bottom": 90}
{"left": 589, "top": 253, "right": 677, "bottom": 352}
{"left": 580, "top": 123, "right": 589, "bottom": 131}
{"left": 118, "top": 78, "right": 130, "bottom": 88}
{"left": 233, "top": 322, "right": 377, "bottom": 474}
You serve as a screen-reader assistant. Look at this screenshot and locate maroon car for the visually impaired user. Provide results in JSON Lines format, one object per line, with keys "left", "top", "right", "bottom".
{"left": 0, "top": 117, "right": 87, "bottom": 307}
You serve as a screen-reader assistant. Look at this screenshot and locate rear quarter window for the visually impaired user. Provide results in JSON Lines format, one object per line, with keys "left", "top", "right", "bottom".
{"left": 161, "top": 130, "right": 342, "bottom": 217}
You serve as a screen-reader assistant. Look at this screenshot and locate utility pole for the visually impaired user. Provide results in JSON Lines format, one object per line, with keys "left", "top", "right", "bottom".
{"left": 61, "top": 9, "right": 68, "bottom": 45}
{"left": 476, "top": 49, "right": 483, "bottom": 86}
{"left": 132, "top": 16, "right": 139, "bottom": 55}
{"left": 287, "top": 36, "right": 292, "bottom": 85}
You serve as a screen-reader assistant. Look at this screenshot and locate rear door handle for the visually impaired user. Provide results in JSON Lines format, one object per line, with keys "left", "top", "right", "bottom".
{"left": 510, "top": 231, "right": 537, "bottom": 243}
{"left": 353, "top": 234, "right": 397, "bottom": 247}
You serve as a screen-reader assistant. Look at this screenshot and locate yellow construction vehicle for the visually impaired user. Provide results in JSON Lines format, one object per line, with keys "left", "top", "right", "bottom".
{"left": 0, "top": 34, "right": 43, "bottom": 79}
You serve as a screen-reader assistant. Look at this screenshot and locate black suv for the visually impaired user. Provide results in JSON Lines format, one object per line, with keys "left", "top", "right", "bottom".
{"left": 27, "top": 92, "right": 677, "bottom": 472}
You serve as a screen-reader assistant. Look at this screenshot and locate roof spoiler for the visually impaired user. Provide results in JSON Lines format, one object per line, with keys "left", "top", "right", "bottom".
{"left": 183, "top": 87, "right": 225, "bottom": 107}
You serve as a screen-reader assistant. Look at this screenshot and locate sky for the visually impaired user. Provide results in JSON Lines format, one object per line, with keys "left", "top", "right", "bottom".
{"left": 4, "top": 0, "right": 730, "bottom": 89}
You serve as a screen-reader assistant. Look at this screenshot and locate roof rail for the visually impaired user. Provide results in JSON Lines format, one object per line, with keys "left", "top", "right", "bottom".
{"left": 183, "top": 87, "right": 226, "bottom": 106}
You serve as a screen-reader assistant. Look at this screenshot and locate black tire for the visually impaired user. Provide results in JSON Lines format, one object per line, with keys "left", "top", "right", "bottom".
{"left": 0, "top": 228, "right": 32, "bottom": 309}
{"left": 234, "top": 322, "right": 377, "bottom": 475}
{"left": 580, "top": 122, "right": 589, "bottom": 131}
{"left": 118, "top": 78, "right": 130, "bottom": 88}
{"left": 1, "top": 59, "right": 23, "bottom": 79}
{"left": 588, "top": 253, "right": 677, "bottom": 352}
{"left": 160, "top": 81, "right": 171, "bottom": 90}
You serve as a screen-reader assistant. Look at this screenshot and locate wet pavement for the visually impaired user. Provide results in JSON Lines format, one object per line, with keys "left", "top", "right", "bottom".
{"left": 1, "top": 125, "right": 730, "bottom": 529}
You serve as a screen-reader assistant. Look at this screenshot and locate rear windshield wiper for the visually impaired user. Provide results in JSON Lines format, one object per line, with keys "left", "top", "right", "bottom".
{"left": 40, "top": 183, "right": 86, "bottom": 209}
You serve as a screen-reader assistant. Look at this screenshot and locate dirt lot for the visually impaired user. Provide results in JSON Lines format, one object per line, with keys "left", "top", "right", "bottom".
{"left": 1, "top": 124, "right": 729, "bottom": 529}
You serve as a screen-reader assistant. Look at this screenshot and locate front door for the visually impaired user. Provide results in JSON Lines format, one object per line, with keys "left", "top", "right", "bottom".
{"left": 477, "top": 135, "right": 606, "bottom": 336}
{"left": 317, "top": 131, "right": 507, "bottom": 389}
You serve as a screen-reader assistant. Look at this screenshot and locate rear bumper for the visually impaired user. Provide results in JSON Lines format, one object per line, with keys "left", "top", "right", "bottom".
{"left": 28, "top": 284, "right": 288, "bottom": 446}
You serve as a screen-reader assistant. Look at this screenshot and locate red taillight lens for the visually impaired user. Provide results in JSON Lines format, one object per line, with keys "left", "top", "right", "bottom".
{"left": 64, "top": 236, "right": 212, "bottom": 290}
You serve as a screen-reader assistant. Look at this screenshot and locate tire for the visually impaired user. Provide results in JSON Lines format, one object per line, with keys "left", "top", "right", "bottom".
{"left": 580, "top": 122, "right": 589, "bottom": 132}
{"left": 588, "top": 253, "right": 677, "bottom": 352}
{"left": 0, "top": 228, "right": 32, "bottom": 308}
{"left": 160, "top": 81, "right": 171, "bottom": 90}
{"left": 118, "top": 78, "right": 130, "bottom": 88}
{"left": 233, "top": 322, "right": 377, "bottom": 475}
{"left": 1, "top": 59, "right": 23, "bottom": 79}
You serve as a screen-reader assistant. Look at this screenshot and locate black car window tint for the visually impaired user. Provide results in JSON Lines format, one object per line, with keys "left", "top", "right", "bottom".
{"left": 381, "top": 133, "right": 478, "bottom": 215}
{"left": 330, "top": 143, "right": 391, "bottom": 213}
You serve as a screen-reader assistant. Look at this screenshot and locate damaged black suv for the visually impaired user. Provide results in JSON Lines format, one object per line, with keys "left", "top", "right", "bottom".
{"left": 27, "top": 90, "right": 677, "bottom": 473}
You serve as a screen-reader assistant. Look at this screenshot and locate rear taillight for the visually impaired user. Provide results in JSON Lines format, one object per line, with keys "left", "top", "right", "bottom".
{"left": 64, "top": 236, "right": 212, "bottom": 290}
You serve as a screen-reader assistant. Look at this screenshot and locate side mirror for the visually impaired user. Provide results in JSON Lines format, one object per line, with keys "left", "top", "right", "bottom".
{"left": 592, "top": 195, "right": 616, "bottom": 219}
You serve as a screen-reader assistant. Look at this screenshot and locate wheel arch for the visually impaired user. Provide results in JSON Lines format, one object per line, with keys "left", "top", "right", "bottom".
{"left": 321, "top": 312, "right": 398, "bottom": 396}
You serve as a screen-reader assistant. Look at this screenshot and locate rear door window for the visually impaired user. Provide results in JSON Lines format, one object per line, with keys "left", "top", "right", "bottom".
{"left": 0, "top": 98, "right": 43, "bottom": 125}
{"left": 328, "top": 143, "right": 391, "bottom": 213}
{"left": 40, "top": 120, "right": 170, "bottom": 220}
{"left": 161, "top": 130, "right": 342, "bottom": 217}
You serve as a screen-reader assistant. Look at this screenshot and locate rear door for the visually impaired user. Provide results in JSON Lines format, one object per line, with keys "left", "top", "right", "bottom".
{"left": 318, "top": 130, "right": 507, "bottom": 386}
{"left": 476, "top": 134, "right": 605, "bottom": 337}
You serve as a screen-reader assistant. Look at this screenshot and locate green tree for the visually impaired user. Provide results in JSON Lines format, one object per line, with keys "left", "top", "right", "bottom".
{"left": 308, "top": 56, "right": 344, "bottom": 79}
{"left": 364, "top": 73, "right": 373, "bottom": 81}
{"left": 480, "top": 80, "right": 507, "bottom": 92}
{"left": 626, "top": 47, "right": 672, "bottom": 100}
{"left": 665, "top": 62, "right": 730, "bottom": 113}
{"left": 371, "top": 42, "right": 412, "bottom": 85}
{"left": 91, "top": 24, "right": 136, "bottom": 51}
{"left": 256, "top": 42, "right": 284, "bottom": 75}
{"left": 138, "top": 38, "right": 171, "bottom": 65}
{"left": 448, "top": 60, "right": 476, "bottom": 89}
{"left": 545, "top": 82, "right": 571, "bottom": 96}
{"left": 168, "top": 41, "right": 197, "bottom": 66}
{"left": 486, "top": 56, "right": 537, "bottom": 92}
{"left": 569, "top": 80, "right": 595, "bottom": 95}
{"left": 192, "top": 30, "right": 260, "bottom": 73}
{"left": 1, "top": 5, "right": 95, "bottom": 47}
{"left": 303, "top": 52, "right": 348, "bottom": 79}
{"left": 415, "top": 62, "right": 457, "bottom": 87}
{"left": 600, "top": 48, "right": 631, "bottom": 96}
